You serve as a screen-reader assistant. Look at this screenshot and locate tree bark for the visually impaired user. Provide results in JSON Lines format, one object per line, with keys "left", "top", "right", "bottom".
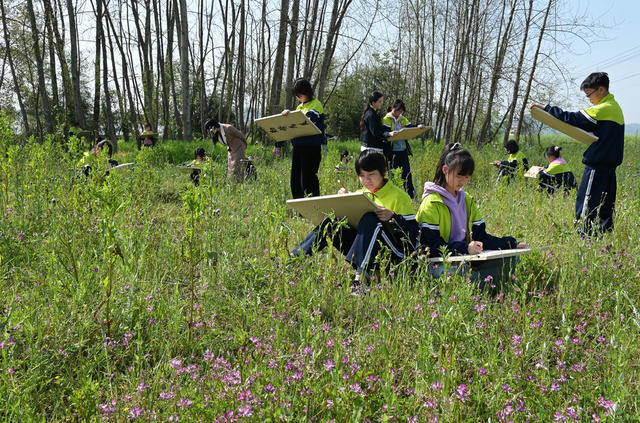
{"left": 179, "top": 0, "right": 191, "bottom": 139}
{"left": 66, "top": 0, "right": 84, "bottom": 127}
{"left": 268, "top": 0, "right": 289, "bottom": 114}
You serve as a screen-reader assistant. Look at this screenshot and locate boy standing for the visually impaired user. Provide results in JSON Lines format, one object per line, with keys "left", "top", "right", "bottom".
{"left": 530, "top": 72, "right": 624, "bottom": 235}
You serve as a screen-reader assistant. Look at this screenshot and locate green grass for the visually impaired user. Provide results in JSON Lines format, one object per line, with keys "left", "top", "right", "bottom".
{"left": 1, "top": 128, "right": 639, "bottom": 421}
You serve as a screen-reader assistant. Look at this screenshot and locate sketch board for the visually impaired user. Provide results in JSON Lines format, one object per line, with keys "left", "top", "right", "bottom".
{"left": 387, "top": 127, "right": 430, "bottom": 141}
{"left": 254, "top": 111, "right": 321, "bottom": 142}
{"left": 110, "top": 162, "right": 135, "bottom": 171}
{"left": 530, "top": 107, "right": 598, "bottom": 145}
{"left": 137, "top": 133, "right": 159, "bottom": 142}
{"left": 286, "top": 192, "right": 379, "bottom": 228}
{"left": 178, "top": 165, "right": 201, "bottom": 174}
{"left": 524, "top": 166, "right": 544, "bottom": 178}
{"left": 427, "top": 247, "right": 548, "bottom": 263}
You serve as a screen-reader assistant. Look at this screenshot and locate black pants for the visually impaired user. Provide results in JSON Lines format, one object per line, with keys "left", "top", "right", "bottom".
{"left": 292, "top": 213, "right": 412, "bottom": 275}
{"left": 291, "top": 145, "right": 321, "bottom": 199}
{"left": 389, "top": 149, "right": 415, "bottom": 198}
{"left": 575, "top": 165, "right": 616, "bottom": 234}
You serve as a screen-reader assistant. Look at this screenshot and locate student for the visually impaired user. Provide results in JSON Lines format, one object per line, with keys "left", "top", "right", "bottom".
{"left": 281, "top": 78, "right": 326, "bottom": 198}
{"left": 536, "top": 146, "right": 577, "bottom": 194}
{"left": 189, "top": 147, "right": 207, "bottom": 186}
{"left": 141, "top": 123, "right": 156, "bottom": 148}
{"left": 334, "top": 150, "right": 352, "bottom": 172}
{"left": 360, "top": 92, "right": 397, "bottom": 154}
{"left": 204, "top": 118, "right": 248, "bottom": 182}
{"left": 291, "top": 150, "right": 418, "bottom": 291}
{"left": 492, "top": 140, "right": 529, "bottom": 178}
{"left": 80, "top": 138, "right": 118, "bottom": 177}
{"left": 382, "top": 99, "right": 424, "bottom": 198}
{"left": 530, "top": 72, "right": 624, "bottom": 235}
{"left": 417, "top": 143, "right": 527, "bottom": 285}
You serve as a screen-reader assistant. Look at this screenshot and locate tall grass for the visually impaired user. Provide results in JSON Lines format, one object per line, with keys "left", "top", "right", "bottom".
{"left": 1, "top": 125, "right": 639, "bottom": 421}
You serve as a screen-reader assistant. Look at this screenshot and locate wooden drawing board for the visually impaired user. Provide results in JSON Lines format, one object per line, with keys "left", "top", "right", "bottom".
{"left": 110, "top": 162, "right": 135, "bottom": 171}
{"left": 254, "top": 111, "right": 321, "bottom": 142}
{"left": 178, "top": 165, "right": 201, "bottom": 174}
{"left": 524, "top": 166, "right": 544, "bottom": 178}
{"left": 286, "top": 192, "right": 379, "bottom": 228}
{"left": 427, "top": 247, "right": 547, "bottom": 263}
{"left": 530, "top": 106, "right": 598, "bottom": 145}
{"left": 387, "top": 126, "right": 430, "bottom": 141}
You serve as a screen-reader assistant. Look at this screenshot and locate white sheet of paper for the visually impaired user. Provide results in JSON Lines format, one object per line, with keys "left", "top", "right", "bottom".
{"left": 427, "top": 247, "right": 547, "bottom": 263}
{"left": 387, "top": 127, "right": 430, "bottom": 141}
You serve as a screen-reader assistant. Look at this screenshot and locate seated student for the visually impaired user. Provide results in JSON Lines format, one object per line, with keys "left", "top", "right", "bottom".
{"left": 80, "top": 138, "right": 118, "bottom": 177}
{"left": 536, "top": 146, "right": 577, "bottom": 194}
{"left": 204, "top": 118, "right": 248, "bottom": 182}
{"left": 417, "top": 143, "right": 527, "bottom": 287}
{"left": 291, "top": 150, "right": 418, "bottom": 291}
{"left": 189, "top": 147, "right": 207, "bottom": 186}
{"left": 334, "top": 150, "right": 353, "bottom": 172}
{"left": 141, "top": 123, "right": 156, "bottom": 148}
{"left": 492, "top": 140, "right": 529, "bottom": 178}
{"left": 382, "top": 99, "right": 425, "bottom": 199}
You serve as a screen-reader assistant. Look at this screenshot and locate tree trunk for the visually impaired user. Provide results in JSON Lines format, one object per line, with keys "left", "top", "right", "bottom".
{"left": 316, "top": 0, "right": 353, "bottom": 102}
{"left": 0, "top": 0, "right": 29, "bottom": 135}
{"left": 66, "top": 0, "right": 84, "bottom": 127}
{"left": 26, "top": 0, "right": 54, "bottom": 135}
{"left": 268, "top": 0, "right": 289, "bottom": 114}
{"left": 92, "top": 0, "right": 103, "bottom": 130}
{"left": 285, "top": 0, "right": 300, "bottom": 110}
{"left": 179, "top": 0, "right": 191, "bottom": 139}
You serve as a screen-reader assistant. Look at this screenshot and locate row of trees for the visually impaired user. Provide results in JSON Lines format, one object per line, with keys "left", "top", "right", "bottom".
{"left": 0, "top": 0, "right": 593, "bottom": 148}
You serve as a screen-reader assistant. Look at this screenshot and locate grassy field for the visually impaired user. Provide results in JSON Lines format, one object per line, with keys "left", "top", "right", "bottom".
{"left": 1, "top": 123, "right": 640, "bottom": 421}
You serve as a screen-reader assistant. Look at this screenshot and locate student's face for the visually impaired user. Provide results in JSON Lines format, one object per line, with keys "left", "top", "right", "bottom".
{"left": 443, "top": 164, "right": 471, "bottom": 194}
{"left": 584, "top": 86, "right": 606, "bottom": 105}
{"left": 295, "top": 93, "right": 310, "bottom": 103}
{"left": 391, "top": 108, "right": 403, "bottom": 119}
{"left": 358, "top": 169, "right": 384, "bottom": 192}
{"left": 371, "top": 97, "right": 384, "bottom": 111}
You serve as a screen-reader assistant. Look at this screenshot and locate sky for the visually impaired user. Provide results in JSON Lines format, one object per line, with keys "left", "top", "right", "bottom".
{"left": 552, "top": 0, "right": 640, "bottom": 125}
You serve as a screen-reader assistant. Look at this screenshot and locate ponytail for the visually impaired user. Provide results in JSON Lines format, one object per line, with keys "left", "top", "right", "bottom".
{"left": 544, "top": 145, "right": 562, "bottom": 158}
{"left": 433, "top": 143, "right": 475, "bottom": 187}
{"left": 360, "top": 91, "right": 384, "bottom": 132}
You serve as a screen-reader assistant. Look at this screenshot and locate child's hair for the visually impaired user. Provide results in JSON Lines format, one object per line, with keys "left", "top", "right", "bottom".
{"left": 145, "top": 123, "right": 152, "bottom": 130}
{"left": 391, "top": 99, "right": 406, "bottom": 112}
{"left": 339, "top": 150, "right": 350, "bottom": 160}
{"left": 204, "top": 118, "right": 220, "bottom": 132}
{"left": 504, "top": 139, "right": 519, "bottom": 154}
{"left": 544, "top": 145, "right": 561, "bottom": 158}
{"left": 360, "top": 91, "right": 384, "bottom": 131}
{"left": 580, "top": 72, "right": 609, "bottom": 91}
{"left": 355, "top": 149, "right": 387, "bottom": 177}
{"left": 292, "top": 78, "right": 314, "bottom": 100}
{"left": 194, "top": 147, "right": 206, "bottom": 159}
{"left": 433, "top": 143, "right": 475, "bottom": 187}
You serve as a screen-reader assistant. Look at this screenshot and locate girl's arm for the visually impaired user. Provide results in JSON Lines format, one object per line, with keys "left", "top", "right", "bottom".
{"left": 468, "top": 198, "right": 518, "bottom": 250}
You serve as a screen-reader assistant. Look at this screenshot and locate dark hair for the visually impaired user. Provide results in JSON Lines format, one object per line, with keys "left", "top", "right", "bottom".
{"left": 339, "top": 150, "right": 350, "bottom": 160}
{"left": 204, "top": 118, "right": 220, "bottom": 131}
{"left": 433, "top": 143, "right": 475, "bottom": 187}
{"left": 580, "top": 72, "right": 609, "bottom": 91}
{"left": 95, "top": 139, "right": 113, "bottom": 157}
{"left": 195, "top": 147, "right": 206, "bottom": 159}
{"left": 360, "top": 91, "right": 384, "bottom": 132}
{"left": 355, "top": 149, "right": 387, "bottom": 177}
{"left": 292, "top": 78, "right": 314, "bottom": 100}
{"left": 504, "top": 140, "right": 519, "bottom": 154}
{"left": 391, "top": 99, "right": 406, "bottom": 112}
{"left": 145, "top": 123, "right": 152, "bottom": 130}
{"left": 544, "top": 145, "right": 562, "bottom": 158}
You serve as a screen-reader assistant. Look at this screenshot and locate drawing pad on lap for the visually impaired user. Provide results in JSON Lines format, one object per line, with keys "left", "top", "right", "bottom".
{"left": 287, "top": 192, "right": 379, "bottom": 228}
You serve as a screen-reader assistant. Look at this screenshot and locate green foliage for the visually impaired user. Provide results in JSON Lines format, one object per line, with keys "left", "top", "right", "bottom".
{"left": 1, "top": 117, "right": 639, "bottom": 421}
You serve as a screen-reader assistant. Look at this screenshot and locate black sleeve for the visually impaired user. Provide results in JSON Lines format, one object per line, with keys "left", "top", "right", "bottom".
{"left": 471, "top": 220, "right": 517, "bottom": 250}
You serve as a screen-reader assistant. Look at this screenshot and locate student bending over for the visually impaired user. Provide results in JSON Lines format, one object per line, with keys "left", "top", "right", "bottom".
{"left": 493, "top": 139, "right": 529, "bottom": 179}
{"left": 417, "top": 143, "right": 527, "bottom": 285}
{"left": 537, "top": 146, "right": 577, "bottom": 194}
{"left": 291, "top": 150, "right": 418, "bottom": 291}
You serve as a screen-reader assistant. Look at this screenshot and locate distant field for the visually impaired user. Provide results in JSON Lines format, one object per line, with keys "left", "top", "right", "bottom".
{"left": 1, "top": 130, "right": 639, "bottom": 421}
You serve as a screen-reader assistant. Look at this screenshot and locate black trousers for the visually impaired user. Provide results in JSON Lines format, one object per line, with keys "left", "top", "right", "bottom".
{"left": 291, "top": 145, "right": 322, "bottom": 199}
{"left": 575, "top": 165, "right": 616, "bottom": 234}
{"left": 389, "top": 149, "right": 415, "bottom": 198}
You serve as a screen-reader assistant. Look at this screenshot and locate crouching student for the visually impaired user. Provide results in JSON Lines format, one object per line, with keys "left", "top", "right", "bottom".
{"left": 189, "top": 147, "right": 207, "bottom": 186}
{"left": 205, "top": 119, "right": 248, "bottom": 182}
{"left": 492, "top": 140, "right": 529, "bottom": 179}
{"left": 537, "top": 146, "right": 577, "bottom": 194}
{"left": 291, "top": 150, "right": 418, "bottom": 292}
{"left": 417, "top": 143, "right": 528, "bottom": 289}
